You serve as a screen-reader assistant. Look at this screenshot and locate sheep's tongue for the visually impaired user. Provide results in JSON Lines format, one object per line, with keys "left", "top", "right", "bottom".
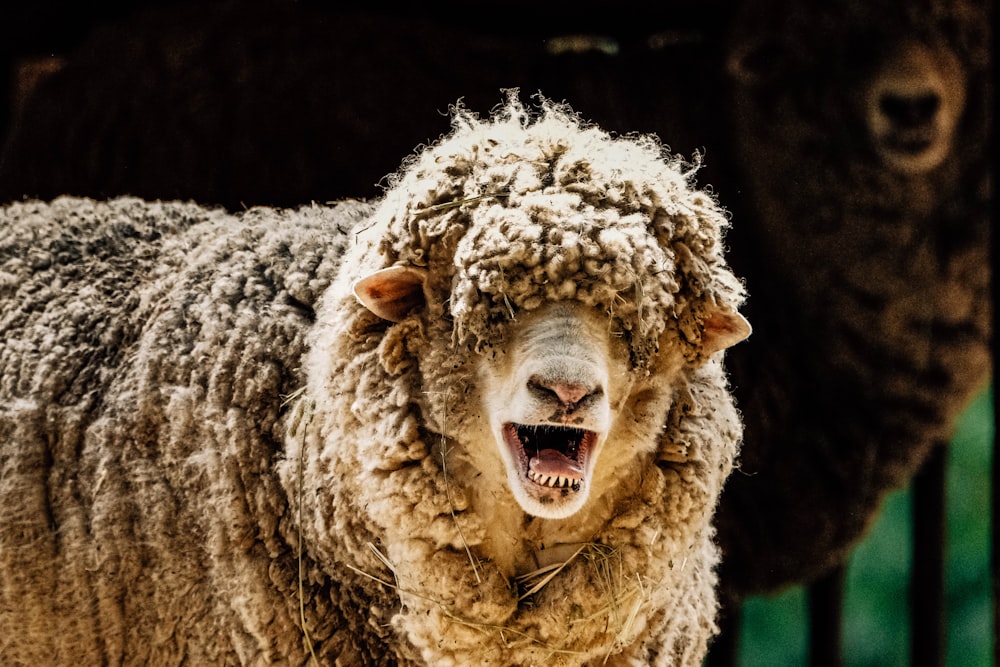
{"left": 528, "top": 449, "right": 584, "bottom": 480}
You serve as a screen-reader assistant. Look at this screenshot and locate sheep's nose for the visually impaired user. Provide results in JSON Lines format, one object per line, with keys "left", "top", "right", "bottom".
{"left": 863, "top": 40, "right": 965, "bottom": 175}
{"left": 528, "top": 376, "right": 599, "bottom": 408}
{"left": 879, "top": 91, "right": 941, "bottom": 130}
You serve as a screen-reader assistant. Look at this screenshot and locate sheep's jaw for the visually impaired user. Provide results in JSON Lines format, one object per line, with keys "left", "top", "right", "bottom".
{"left": 501, "top": 423, "right": 598, "bottom": 518}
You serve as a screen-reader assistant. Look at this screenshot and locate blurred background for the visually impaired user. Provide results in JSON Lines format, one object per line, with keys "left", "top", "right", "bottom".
{"left": 740, "top": 388, "right": 993, "bottom": 666}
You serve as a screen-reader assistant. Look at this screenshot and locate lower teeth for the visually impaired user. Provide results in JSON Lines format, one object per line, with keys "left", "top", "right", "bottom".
{"left": 527, "top": 470, "right": 581, "bottom": 490}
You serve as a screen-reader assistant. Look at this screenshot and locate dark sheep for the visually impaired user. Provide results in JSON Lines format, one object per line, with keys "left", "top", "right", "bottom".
{"left": 716, "top": 0, "right": 992, "bottom": 597}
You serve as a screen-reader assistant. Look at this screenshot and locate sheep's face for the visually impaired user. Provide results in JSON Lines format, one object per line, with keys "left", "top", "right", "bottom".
{"left": 475, "top": 301, "right": 626, "bottom": 519}
{"left": 355, "top": 267, "right": 750, "bottom": 520}
{"left": 728, "top": 4, "right": 977, "bottom": 177}
{"left": 724, "top": 0, "right": 988, "bottom": 298}
{"left": 861, "top": 40, "right": 966, "bottom": 175}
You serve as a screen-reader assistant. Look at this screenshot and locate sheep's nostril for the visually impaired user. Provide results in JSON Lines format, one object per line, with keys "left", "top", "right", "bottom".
{"left": 551, "top": 383, "right": 589, "bottom": 406}
{"left": 879, "top": 92, "right": 941, "bottom": 129}
{"left": 528, "top": 376, "right": 598, "bottom": 408}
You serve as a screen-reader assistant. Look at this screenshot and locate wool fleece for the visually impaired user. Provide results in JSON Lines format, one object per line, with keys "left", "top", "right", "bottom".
{"left": 0, "top": 97, "right": 748, "bottom": 666}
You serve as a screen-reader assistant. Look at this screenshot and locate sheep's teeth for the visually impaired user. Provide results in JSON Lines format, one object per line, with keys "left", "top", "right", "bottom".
{"left": 527, "top": 469, "right": 580, "bottom": 490}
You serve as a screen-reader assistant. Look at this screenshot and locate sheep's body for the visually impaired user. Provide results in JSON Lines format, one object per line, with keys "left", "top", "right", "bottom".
{"left": 0, "top": 197, "right": 361, "bottom": 664}
{"left": 0, "top": 101, "right": 749, "bottom": 665}
{"left": 715, "top": 0, "right": 992, "bottom": 596}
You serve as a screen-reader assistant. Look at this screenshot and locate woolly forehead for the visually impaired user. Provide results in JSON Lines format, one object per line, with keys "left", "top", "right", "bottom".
{"left": 370, "top": 106, "right": 738, "bottom": 360}
{"left": 448, "top": 196, "right": 680, "bottom": 351}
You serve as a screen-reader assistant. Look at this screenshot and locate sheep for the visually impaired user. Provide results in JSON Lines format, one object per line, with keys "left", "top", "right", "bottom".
{"left": 0, "top": 97, "right": 751, "bottom": 666}
{"left": 714, "top": 0, "right": 993, "bottom": 599}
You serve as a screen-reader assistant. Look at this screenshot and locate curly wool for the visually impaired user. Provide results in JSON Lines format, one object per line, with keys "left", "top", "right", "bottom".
{"left": 0, "top": 196, "right": 363, "bottom": 664}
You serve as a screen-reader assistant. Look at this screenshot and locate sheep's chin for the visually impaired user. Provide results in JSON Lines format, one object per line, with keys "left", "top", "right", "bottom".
{"left": 500, "top": 423, "right": 599, "bottom": 519}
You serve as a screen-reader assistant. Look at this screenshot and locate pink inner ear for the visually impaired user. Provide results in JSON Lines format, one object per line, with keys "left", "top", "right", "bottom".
{"left": 353, "top": 266, "right": 428, "bottom": 323}
{"left": 702, "top": 310, "right": 752, "bottom": 354}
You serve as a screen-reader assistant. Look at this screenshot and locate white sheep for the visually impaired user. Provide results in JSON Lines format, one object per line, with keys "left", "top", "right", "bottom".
{"left": 0, "top": 97, "right": 750, "bottom": 666}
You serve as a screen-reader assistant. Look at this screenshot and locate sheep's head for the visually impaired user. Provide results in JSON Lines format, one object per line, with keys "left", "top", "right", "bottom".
{"left": 723, "top": 0, "right": 991, "bottom": 301}
{"left": 726, "top": 0, "right": 986, "bottom": 177}
{"left": 348, "top": 97, "right": 750, "bottom": 520}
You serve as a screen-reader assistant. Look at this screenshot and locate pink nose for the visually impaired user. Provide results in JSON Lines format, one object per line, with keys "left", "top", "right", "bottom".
{"left": 551, "top": 383, "right": 589, "bottom": 405}
{"left": 528, "top": 376, "right": 595, "bottom": 407}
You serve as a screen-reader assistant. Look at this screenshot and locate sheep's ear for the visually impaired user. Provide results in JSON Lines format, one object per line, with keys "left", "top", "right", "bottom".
{"left": 702, "top": 309, "right": 751, "bottom": 355}
{"left": 353, "top": 266, "right": 428, "bottom": 323}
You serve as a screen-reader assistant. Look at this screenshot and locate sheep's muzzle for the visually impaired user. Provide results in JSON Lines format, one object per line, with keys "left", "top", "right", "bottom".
{"left": 503, "top": 423, "right": 596, "bottom": 492}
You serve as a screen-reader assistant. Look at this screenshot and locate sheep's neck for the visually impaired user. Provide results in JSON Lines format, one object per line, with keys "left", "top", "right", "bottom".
{"left": 477, "top": 496, "right": 618, "bottom": 577}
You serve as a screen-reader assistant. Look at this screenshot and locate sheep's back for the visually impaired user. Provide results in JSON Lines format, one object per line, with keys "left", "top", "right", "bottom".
{"left": 1, "top": 198, "right": 210, "bottom": 400}
{"left": 0, "top": 196, "right": 366, "bottom": 663}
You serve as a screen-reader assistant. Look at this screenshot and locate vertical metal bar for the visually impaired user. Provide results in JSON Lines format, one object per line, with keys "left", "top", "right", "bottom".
{"left": 993, "top": 382, "right": 999, "bottom": 667}
{"left": 808, "top": 565, "right": 846, "bottom": 667}
{"left": 911, "top": 440, "right": 948, "bottom": 667}
{"left": 990, "top": 73, "right": 998, "bottom": 667}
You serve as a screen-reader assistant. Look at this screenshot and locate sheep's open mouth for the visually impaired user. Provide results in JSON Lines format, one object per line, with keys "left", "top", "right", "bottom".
{"left": 503, "top": 423, "right": 596, "bottom": 491}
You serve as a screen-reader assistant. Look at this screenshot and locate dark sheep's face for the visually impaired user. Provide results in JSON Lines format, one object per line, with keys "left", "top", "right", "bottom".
{"left": 724, "top": 2, "right": 985, "bottom": 289}
{"left": 727, "top": 5, "right": 972, "bottom": 177}
{"left": 861, "top": 39, "right": 966, "bottom": 175}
